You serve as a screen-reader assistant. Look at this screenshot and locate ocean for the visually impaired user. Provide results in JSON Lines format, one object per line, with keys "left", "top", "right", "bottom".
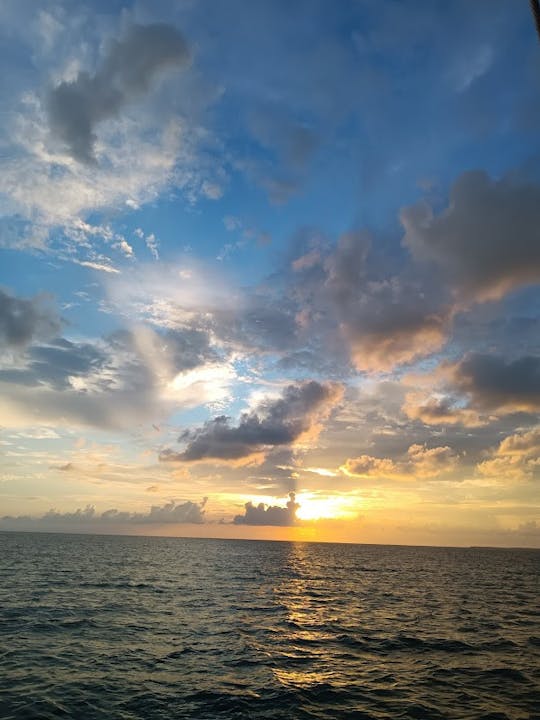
{"left": 0, "top": 532, "right": 538, "bottom": 719}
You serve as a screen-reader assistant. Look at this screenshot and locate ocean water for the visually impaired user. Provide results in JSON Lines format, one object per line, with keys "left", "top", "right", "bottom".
{"left": 0, "top": 533, "right": 538, "bottom": 720}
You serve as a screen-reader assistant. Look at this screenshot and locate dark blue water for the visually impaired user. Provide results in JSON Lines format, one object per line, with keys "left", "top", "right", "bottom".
{"left": 0, "top": 533, "right": 538, "bottom": 719}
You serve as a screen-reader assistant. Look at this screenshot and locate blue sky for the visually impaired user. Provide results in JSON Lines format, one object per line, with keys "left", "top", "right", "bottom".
{"left": 1, "top": 0, "right": 539, "bottom": 545}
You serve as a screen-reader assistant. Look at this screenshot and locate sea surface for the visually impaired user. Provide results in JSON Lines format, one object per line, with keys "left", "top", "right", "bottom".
{"left": 0, "top": 533, "right": 538, "bottom": 720}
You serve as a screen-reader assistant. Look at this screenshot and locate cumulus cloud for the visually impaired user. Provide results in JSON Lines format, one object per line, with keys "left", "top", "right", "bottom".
{"left": 335, "top": 278, "right": 451, "bottom": 372}
{"left": 402, "top": 391, "right": 485, "bottom": 428}
{"left": 452, "top": 353, "right": 540, "bottom": 413}
{"left": 160, "top": 380, "right": 343, "bottom": 463}
{"left": 46, "top": 23, "right": 190, "bottom": 163}
{"left": 0, "top": 289, "right": 61, "bottom": 349}
{"left": 341, "top": 443, "right": 459, "bottom": 480}
{"left": 1, "top": 498, "right": 207, "bottom": 531}
{"left": 477, "top": 427, "right": 540, "bottom": 480}
{"left": 286, "top": 229, "right": 452, "bottom": 372}
{"left": 401, "top": 170, "right": 540, "bottom": 302}
{"left": 233, "top": 492, "right": 299, "bottom": 526}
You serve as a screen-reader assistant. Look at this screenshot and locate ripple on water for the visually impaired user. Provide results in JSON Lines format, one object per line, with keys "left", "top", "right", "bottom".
{"left": 0, "top": 534, "right": 538, "bottom": 720}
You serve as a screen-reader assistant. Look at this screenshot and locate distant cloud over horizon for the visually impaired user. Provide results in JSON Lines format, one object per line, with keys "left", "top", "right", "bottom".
{"left": 1, "top": 499, "right": 208, "bottom": 532}
{"left": 233, "top": 492, "right": 299, "bottom": 526}
{"left": 0, "top": 0, "right": 539, "bottom": 546}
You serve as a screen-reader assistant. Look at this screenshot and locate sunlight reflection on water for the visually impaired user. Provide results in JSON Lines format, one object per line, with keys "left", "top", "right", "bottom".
{"left": 0, "top": 533, "right": 538, "bottom": 719}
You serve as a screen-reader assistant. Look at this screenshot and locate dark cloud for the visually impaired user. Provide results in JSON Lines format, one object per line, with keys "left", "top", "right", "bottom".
{"left": 47, "top": 23, "right": 190, "bottom": 163}
{"left": 402, "top": 171, "right": 540, "bottom": 302}
{"left": 324, "top": 230, "right": 371, "bottom": 306}
{"left": 30, "top": 339, "right": 106, "bottom": 389}
{"left": 333, "top": 277, "right": 451, "bottom": 372}
{"left": 282, "top": 229, "right": 452, "bottom": 372}
{"left": 108, "top": 324, "right": 218, "bottom": 374}
{"left": 324, "top": 231, "right": 453, "bottom": 371}
{"left": 453, "top": 353, "right": 540, "bottom": 412}
{"left": 0, "top": 324, "right": 223, "bottom": 431}
{"left": 1, "top": 499, "right": 207, "bottom": 531}
{"left": 233, "top": 492, "right": 299, "bottom": 526}
{"left": 160, "top": 380, "right": 343, "bottom": 463}
{"left": 164, "top": 328, "right": 219, "bottom": 371}
{"left": 219, "top": 296, "right": 299, "bottom": 352}
{"left": 0, "top": 289, "right": 60, "bottom": 349}
{"left": 243, "top": 447, "right": 299, "bottom": 494}
{"left": 0, "top": 337, "right": 106, "bottom": 390}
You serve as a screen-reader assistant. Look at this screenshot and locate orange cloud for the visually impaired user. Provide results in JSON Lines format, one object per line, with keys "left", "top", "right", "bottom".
{"left": 341, "top": 443, "right": 459, "bottom": 480}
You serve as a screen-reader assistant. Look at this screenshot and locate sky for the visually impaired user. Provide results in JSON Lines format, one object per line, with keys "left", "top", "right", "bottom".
{"left": 1, "top": 0, "right": 539, "bottom": 547}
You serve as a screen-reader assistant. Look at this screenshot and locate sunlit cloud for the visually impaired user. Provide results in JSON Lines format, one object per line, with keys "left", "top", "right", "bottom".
{"left": 477, "top": 427, "right": 540, "bottom": 480}
{"left": 160, "top": 381, "right": 343, "bottom": 465}
{"left": 1, "top": 0, "right": 539, "bottom": 546}
{"left": 340, "top": 444, "right": 460, "bottom": 481}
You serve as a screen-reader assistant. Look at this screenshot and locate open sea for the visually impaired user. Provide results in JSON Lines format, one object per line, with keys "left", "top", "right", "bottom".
{"left": 0, "top": 532, "right": 538, "bottom": 720}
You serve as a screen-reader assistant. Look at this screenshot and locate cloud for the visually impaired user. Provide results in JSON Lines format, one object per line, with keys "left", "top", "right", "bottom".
{"left": 450, "top": 44, "right": 494, "bottom": 93}
{"left": 106, "top": 230, "right": 453, "bottom": 376}
{"left": 233, "top": 492, "right": 299, "bottom": 526}
{"left": 0, "top": 323, "right": 229, "bottom": 431}
{"left": 477, "top": 427, "right": 540, "bottom": 480}
{"left": 46, "top": 23, "right": 190, "bottom": 163}
{"left": 402, "top": 391, "right": 484, "bottom": 428}
{"left": 0, "top": 289, "right": 61, "bottom": 349}
{"left": 73, "top": 260, "right": 120, "bottom": 274}
{"left": 287, "top": 229, "right": 452, "bottom": 372}
{"left": 336, "top": 278, "right": 450, "bottom": 372}
{"left": 341, "top": 454, "right": 397, "bottom": 478}
{"left": 0, "top": 17, "right": 224, "bottom": 253}
{"left": 160, "top": 380, "right": 343, "bottom": 463}
{"left": 401, "top": 170, "right": 540, "bottom": 302}
{"left": 452, "top": 353, "right": 540, "bottom": 413}
{"left": 341, "top": 443, "right": 459, "bottom": 480}
{"left": 0, "top": 337, "right": 106, "bottom": 390}
{"left": 238, "top": 105, "right": 319, "bottom": 202}
{"left": 1, "top": 498, "right": 207, "bottom": 531}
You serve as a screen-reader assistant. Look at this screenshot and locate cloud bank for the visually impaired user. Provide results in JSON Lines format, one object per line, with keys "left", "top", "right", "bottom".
{"left": 1, "top": 498, "right": 207, "bottom": 531}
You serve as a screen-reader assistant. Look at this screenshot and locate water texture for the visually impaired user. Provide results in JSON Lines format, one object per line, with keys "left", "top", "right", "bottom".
{"left": 0, "top": 533, "right": 538, "bottom": 719}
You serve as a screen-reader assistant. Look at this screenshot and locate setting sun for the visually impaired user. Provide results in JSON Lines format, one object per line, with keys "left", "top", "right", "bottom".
{"left": 294, "top": 493, "right": 360, "bottom": 522}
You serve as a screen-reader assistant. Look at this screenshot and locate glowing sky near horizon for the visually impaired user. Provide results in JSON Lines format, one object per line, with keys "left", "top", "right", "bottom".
{"left": 0, "top": 0, "right": 539, "bottom": 546}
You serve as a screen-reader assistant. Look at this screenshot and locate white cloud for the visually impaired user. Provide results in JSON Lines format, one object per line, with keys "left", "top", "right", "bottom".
{"left": 0, "top": 15, "right": 225, "bottom": 257}
{"left": 73, "top": 260, "right": 120, "bottom": 274}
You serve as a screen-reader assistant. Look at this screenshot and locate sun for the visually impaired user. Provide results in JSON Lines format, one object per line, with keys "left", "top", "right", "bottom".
{"left": 295, "top": 492, "right": 359, "bottom": 521}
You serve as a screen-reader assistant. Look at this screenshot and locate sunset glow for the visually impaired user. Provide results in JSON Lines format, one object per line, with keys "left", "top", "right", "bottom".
{"left": 0, "top": 0, "right": 538, "bottom": 549}
{"left": 1, "top": 5, "right": 538, "bottom": 719}
{"left": 294, "top": 493, "right": 360, "bottom": 522}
